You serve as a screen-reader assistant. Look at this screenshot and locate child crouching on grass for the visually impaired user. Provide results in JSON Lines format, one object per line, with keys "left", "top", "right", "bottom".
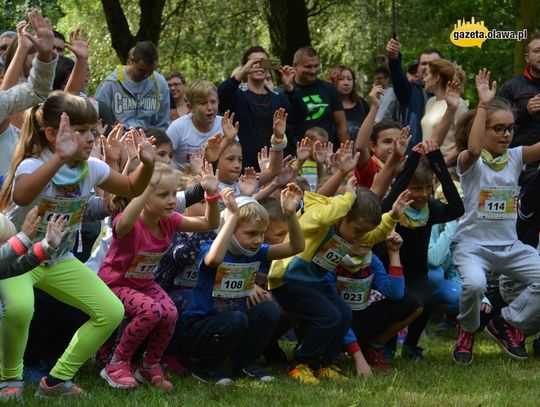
{"left": 180, "top": 185, "right": 304, "bottom": 385}
{"left": 268, "top": 178, "right": 412, "bottom": 384}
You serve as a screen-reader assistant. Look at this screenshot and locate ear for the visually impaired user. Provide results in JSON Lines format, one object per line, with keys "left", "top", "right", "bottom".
{"left": 186, "top": 102, "right": 193, "bottom": 112}
{"left": 44, "top": 127, "right": 57, "bottom": 145}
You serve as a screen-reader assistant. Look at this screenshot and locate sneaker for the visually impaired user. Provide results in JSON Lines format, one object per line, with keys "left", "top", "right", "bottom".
{"left": 315, "top": 365, "right": 348, "bottom": 381}
{"left": 452, "top": 328, "right": 475, "bottom": 365}
{"left": 402, "top": 345, "right": 427, "bottom": 363}
{"left": 134, "top": 363, "right": 173, "bottom": 392}
{"left": 36, "top": 377, "right": 84, "bottom": 398}
{"left": 363, "top": 347, "right": 390, "bottom": 372}
{"left": 484, "top": 315, "right": 528, "bottom": 360}
{"left": 288, "top": 363, "right": 319, "bottom": 384}
{"left": 191, "top": 367, "right": 232, "bottom": 386}
{"left": 100, "top": 361, "right": 138, "bottom": 388}
{"left": 0, "top": 381, "right": 23, "bottom": 400}
{"left": 239, "top": 364, "right": 274, "bottom": 382}
{"left": 161, "top": 354, "right": 189, "bottom": 376}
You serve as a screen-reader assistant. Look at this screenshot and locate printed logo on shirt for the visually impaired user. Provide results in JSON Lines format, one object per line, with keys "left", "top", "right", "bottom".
{"left": 302, "top": 94, "right": 329, "bottom": 121}
{"left": 113, "top": 93, "right": 158, "bottom": 114}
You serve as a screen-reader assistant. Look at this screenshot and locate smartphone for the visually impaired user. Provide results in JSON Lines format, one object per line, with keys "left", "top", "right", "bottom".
{"left": 259, "top": 59, "right": 281, "bottom": 70}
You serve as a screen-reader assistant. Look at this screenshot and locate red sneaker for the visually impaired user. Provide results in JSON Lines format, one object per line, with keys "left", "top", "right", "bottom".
{"left": 135, "top": 363, "right": 173, "bottom": 392}
{"left": 362, "top": 347, "right": 390, "bottom": 372}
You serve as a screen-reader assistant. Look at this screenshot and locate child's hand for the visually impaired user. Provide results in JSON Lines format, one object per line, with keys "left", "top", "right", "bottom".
{"left": 272, "top": 108, "right": 287, "bottom": 140}
{"left": 296, "top": 138, "right": 311, "bottom": 163}
{"left": 324, "top": 141, "right": 334, "bottom": 166}
{"left": 238, "top": 167, "right": 257, "bottom": 196}
{"left": 21, "top": 207, "right": 41, "bottom": 239}
{"left": 258, "top": 146, "right": 270, "bottom": 171}
{"left": 411, "top": 142, "right": 424, "bottom": 155}
{"left": 385, "top": 231, "right": 403, "bottom": 252}
{"left": 280, "top": 183, "right": 303, "bottom": 216}
{"left": 247, "top": 284, "right": 273, "bottom": 309}
{"left": 204, "top": 133, "right": 222, "bottom": 163}
{"left": 336, "top": 141, "right": 360, "bottom": 175}
{"left": 390, "top": 189, "right": 413, "bottom": 219}
{"left": 221, "top": 111, "right": 239, "bottom": 141}
{"left": 190, "top": 149, "right": 204, "bottom": 175}
{"left": 45, "top": 214, "right": 69, "bottom": 249}
{"left": 16, "top": 21, "right": 34, "bottom": 52}
{"left": 148, "top": 165, "right": 163, "bottom": 189}
{"left": 55, "top": 113, "right": 80, "bottom": 161}
{"left": 422, "top": 139, "right": 439, "bottom": 154}
{"left": 120, "top": 128, "right": 138, "bottom": 162}
{"left": 222, "top": 187, "right": 238, "bottom": 215}
{"left": 386, "top": 36, "right": 400, "bottom": 60}
{"left": 91, "top": 136, "right": 103, "bottom": 160}
{"left": 200, "top": 161, "right": 218, "bottom": 194}
{"left": 65, "top": 27, "right": 90, "bottom": 61}
{"left": 101, "top": 126, "right": 123, "bottom": 164}
{"left": 445, "top": 80, "right": 461, "bottom": 111}
{"left": 476, "top": 68, "right": 496, "bottom": 106}
{"left": 276, "top": 162, "right": 296, "bottom": 188}
{"left": 344, "top": 175, "right": 358, "bottom": 197}
{"left": 313, "top": 141, "right": 327, "bottom": 164}
{"left": 136, "top": 129, "right": 156, "bottom": 165}
{"left": 368, "top": 85, "right": 384, "bottom": 107}
{"left": 394, "top": 126, "right": 411, "bottom": 157}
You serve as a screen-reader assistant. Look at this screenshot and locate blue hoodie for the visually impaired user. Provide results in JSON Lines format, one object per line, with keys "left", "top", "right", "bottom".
{"left": 95, "top": 66, "right": 170, "bottom": 130}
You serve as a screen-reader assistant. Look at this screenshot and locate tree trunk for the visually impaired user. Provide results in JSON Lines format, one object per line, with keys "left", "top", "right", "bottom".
{"left": 265, "top": 0, "right": 311, "bottom": 66}
{"left": 100, "top": 0, "right": 166, "bottom": 64}
{"left": 514, "top": 0, "right": 540, "bottom": 75}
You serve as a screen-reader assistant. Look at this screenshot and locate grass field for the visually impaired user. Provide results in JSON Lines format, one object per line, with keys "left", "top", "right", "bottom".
{"left": 13, "top": 328, "right": 540, "bottom": 407}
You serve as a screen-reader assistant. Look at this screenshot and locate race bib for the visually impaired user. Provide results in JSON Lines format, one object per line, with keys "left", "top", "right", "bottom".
{"left": 312, "top": 234, "right": 353, "bottom": 271}
{"left": 212, "top": 261, "right": 258, "bottom": 298}
{"left": 336, "top": 275, "right": 373, "bottom": 311}
{"left": 125, "top": 251, "right": 165, "bottom": 279}
{"left": 173, "top": 264, "right": 199, "bottom": 288}
{"left": 477, "top": 187, "right": 518, "bottom": 219}
{"left": 37, "top": 196, "right": 87, "bottom": 233}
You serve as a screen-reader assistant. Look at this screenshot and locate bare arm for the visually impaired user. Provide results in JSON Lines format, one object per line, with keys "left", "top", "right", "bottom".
{"left": 204, "top": 188, "right": 237, "bottom": 267}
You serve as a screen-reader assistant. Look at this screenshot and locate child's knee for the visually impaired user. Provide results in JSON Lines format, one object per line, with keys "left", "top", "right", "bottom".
{"left": 2, "top": 296, "right": 34, "bottom": 326}
{"left": 97, "top": 294, "right": 125, "bottom": 328}
{"left": 253, "top": 301, "right": 281, "bottom": 326}
{"left": 462, "top": 273, "right": 487, "bottom": 294}
{"left": 227, "top": 311, "right": 249, "bottom": 334}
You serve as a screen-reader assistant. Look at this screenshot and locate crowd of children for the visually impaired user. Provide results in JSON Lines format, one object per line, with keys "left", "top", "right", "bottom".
{"left": 1, "top": 8, "right": 540, "bottom": 401}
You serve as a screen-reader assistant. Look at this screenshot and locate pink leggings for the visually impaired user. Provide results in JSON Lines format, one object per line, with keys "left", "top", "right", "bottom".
{"left": 112, "top": 282, "right": 177, "bottom": 365}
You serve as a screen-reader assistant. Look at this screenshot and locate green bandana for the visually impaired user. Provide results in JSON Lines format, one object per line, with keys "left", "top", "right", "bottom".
{"left": 481, "top": 149, "right": 508, "bottom": 171}
{"left": 340, "top": 252, "right": 373, "bottom": 273}
{"left": 399, "top": 205, "right": 430, "bottom": 229}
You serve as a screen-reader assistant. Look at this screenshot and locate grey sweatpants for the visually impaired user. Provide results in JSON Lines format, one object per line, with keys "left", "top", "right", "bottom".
{"left": 452, "top": 240, "right": 540, "bottom": 333}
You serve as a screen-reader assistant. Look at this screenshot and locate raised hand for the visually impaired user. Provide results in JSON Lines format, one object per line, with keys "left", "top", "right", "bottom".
{"left": 395, "top": 126, "right": 412, "bottom": 157}
{"left": 101, "top": 126, "right": 123, "bottom": 164}
{"left": 390, "top": 189, "right": 413, "bottom": 219}
{"left": 190, "top": 149, "right": 204, "bottom": 175}
{"left": 476, "top": 68, "right": 496, "bottom": 106}
{"left": 200, "top": 161, "right": 219, "bottom": 194}
{"left": 238, "top": 167, "right": 257, "bottom": 196}
{"left": 26, "top": 9, "right": 54, "bottom": 61}
{"left": 136, "top": 129, "right": 156, "bottom": 165}
{"left": 45, "top": 214, "right": 70, "bottom": 249}
{"left": 386, "top": 37, "right": 400, "bottom": 60}
{"left": 296, "top": 138, "right": 311, "bottom": 162}
{"left": 148, "top": 165, "right": 163, "bottom": 188}
{"left": 368, "top": 85, "right": 384, "bottom": 107}
{"left": 258, "top": 146, "right": 270, "bottom": 170}
{"left": 272, "top": 108, "right": 287, "bottom": 140}
{"left": 21, "top": 207, "right": 41, "bottom": 239}
{"left": 221, "top": 110, "right": 239, "bottom": 141}
{"left": 385, "top": 231, "right": 403, "bottom": 252}
{"left": 336, "top": 141, "right": 359, "bottom": 174}
{"left": 445, "top": 80, "right": 461, "bottom": 110}
{"left": 55, "top": 113, "right": 80, "bottom": 161}
{"left": 411, "top": 142, "right": 424, "bottom": 155}
{"left": 276, "top": 158, "right": 296, "bottom": 187}
{"left": 65, "top": 27, "right": 90, "bottom": 61}
{"left": 344, "top": 175, "right": 358, "bottom": 197}
{"left": 422, "top": 139, "right": 439, "bottom": 154}
{"left": 280, "top": 183, "right": 303, "bottom": 216}
{"left": 313, "top": 140, "right": 327, "bottom": 164}
{"left": 121, "top": 130, "right": 138, "bottom": 162}
{"left": 234, "top": 56, "right": 264, "bottom": 83}
{"left": 16, "top": 21, "right": 34, "bottom": 52}
{"left": 279, "top": 65, "right": 295, "bottom": 92}
{"left": 222, "top": 187, "right": 238, "bottom": 215}
{"left": 204, "top": 133, "right": 222, "bottom": 163}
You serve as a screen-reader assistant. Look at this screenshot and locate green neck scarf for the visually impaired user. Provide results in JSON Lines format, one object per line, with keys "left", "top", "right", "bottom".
{"left": 399, "top": 205, "right": 430, "bottom": 229}
{"left": 481, "top": 149, "right": 508, "bottom": 171}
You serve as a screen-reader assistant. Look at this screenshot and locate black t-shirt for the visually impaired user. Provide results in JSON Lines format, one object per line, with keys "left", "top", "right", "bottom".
{"left": 344, "top": 97, "right": 369, "bottom": 142}
{"left": 286, "top": 79, "right": 344, "bottom": 146}
{"left": 247, "top": 90, "right": 273, "bottom": 154}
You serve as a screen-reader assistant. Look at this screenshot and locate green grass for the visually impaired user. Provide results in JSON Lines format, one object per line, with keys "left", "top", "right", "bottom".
{"left": 13, "top": 328, "right": 540, "bottom": 406}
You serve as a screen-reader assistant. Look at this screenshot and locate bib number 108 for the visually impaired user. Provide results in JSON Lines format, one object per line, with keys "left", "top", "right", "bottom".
{"left": 221, "top": 278, "right": 244, "bottom": 291}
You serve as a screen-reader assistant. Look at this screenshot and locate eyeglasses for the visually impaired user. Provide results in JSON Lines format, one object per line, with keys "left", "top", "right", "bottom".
{"left": 486, "top": 124, "right": 515, "bottom": 135}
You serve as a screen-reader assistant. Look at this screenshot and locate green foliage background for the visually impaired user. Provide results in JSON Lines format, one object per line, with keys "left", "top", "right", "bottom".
{"left": 1, "top": 0, "right": 535, "bottom": 106}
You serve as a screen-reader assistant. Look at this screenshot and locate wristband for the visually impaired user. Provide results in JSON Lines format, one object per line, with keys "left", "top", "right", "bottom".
{"left": 33, "top": 241, "right": 48, "bottom": 262}
{"left": 271, "top": 134, "right": 288, "bottom": 151}
{"left": 204, "top": 191, "right": 221, "bottom": 202}
{"left": 8, "top": 236, "right": 26, "bottom": 256}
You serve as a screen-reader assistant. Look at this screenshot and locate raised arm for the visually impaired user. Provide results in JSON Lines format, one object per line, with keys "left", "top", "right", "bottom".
{"left": 355, "top": 86, "right": 384, "bottom": 169}
{"left": 458, "top": 69, "right": 496, "bottom": 173}
{"left": 204, "top": 188, "right": 237, "bottom": 267}
{"left": 260, "top": 108, "right": 286, "bottom": 184}
{"left": 64, "top": 28, "right": 90, "bottom": 94}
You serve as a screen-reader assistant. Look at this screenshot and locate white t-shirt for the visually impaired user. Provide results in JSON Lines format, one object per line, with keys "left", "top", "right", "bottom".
{"left": 7, "top": 157, "right": 110, "bottom": 259}
{"left": 453, "top": 147, "right": 522, "bottom": 245}
{"left": 167, "top": 113, "right": 222, "bottom": 172}
{"left": 421, "top": 97, "right": 468, "bottom": 156}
